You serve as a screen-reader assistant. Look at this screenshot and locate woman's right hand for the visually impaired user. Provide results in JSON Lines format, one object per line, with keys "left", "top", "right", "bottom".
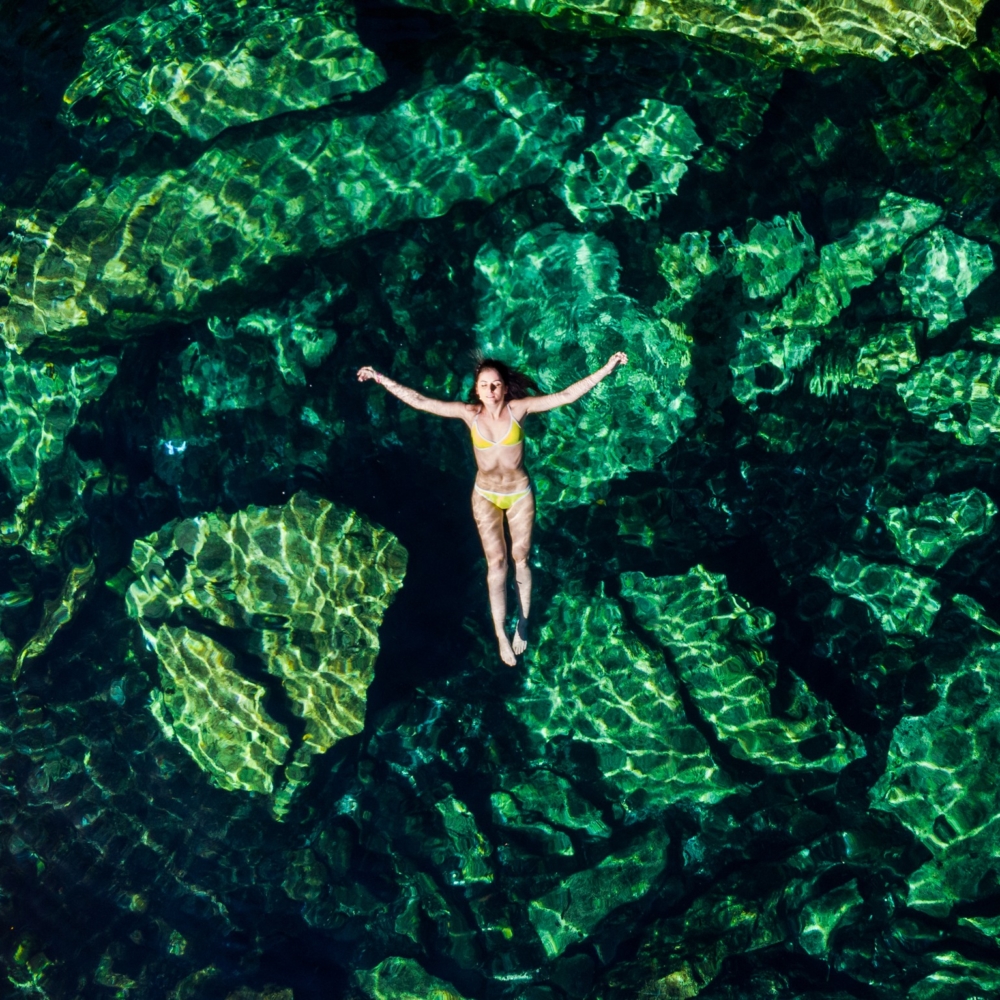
{"left": 357, "top": 366, "right": 381, "bottom": 383}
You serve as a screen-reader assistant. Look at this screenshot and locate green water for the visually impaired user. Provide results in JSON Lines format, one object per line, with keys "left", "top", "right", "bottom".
{"left": 4, "top": 0, "right": 1000, "bottom": 996}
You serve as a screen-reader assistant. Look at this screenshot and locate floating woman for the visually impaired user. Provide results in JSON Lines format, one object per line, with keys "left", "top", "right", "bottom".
{"left": 357, "top": 352, "right": 628, "bottom": 666}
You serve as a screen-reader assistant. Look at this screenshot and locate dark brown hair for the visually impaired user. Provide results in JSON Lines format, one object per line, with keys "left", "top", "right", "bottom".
{"left": 468, "top": 358, "right": 539, "bottom": 403}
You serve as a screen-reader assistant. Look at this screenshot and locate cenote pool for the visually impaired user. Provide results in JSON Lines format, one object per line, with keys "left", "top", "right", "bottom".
{"left": 2, "top": 0, "right": 1000, "bottom": 997}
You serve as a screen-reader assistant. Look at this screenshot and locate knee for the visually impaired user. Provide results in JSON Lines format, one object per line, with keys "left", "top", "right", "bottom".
{"left": 512, "top": 550, "right": 531, "bottom": 571}
{"left": 486, "top": 555, "right": 508, "bottom": 578}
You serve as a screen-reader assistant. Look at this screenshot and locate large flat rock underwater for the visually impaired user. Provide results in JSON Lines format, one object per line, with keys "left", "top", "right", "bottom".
{"left": 126, "top": 492, "right": 407, "bottom": 815}
{"left": 6, "top": 0, "right": 1000, "bottom": 997}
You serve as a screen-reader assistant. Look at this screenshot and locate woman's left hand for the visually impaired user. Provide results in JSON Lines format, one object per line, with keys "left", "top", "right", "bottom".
{"left": 606, "top": 352, "right": 628, "bottom": 371}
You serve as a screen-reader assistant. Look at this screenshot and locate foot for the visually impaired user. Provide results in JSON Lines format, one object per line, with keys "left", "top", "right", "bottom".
{"left": 512, "top": 617, "right": 528, "bottom": 656}
{"left": 498, "top": 634, "right": 517, "bottom": 667}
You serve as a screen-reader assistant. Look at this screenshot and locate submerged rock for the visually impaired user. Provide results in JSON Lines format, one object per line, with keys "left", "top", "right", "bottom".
{"left": 178, "top": 279, "right": 344, "bottom": 417}
{"left": 871, "top": 642, "right": 1000, "bottom": 915}
{"left": 13, "top": 543, "right": 96, "bottom": 680}
{"left": 807, "top": 322, "right": 920, "bottom": 397}
{"left": 492, "top": 769, "right": 610, "bottom": 858}
{"left": 729, "top": 193, "right": 940, "bottom": 406}
{"left": 874, "top": 50, "right": 988, "bottom": 169}
{"left": 528, "top": 828, "right": 669, "bottom": 958}
{"left": 814, "top": 554, "right": 941, "bottom": 636}
{"left": 355, "top": 956, "right": 468, "bottom": 1000}
{"left": 475, "top": 224, "right": 695, "bottom": 507}
{"left": 1, "top": 62, "right": 582, "bottom": 350}
{"left": 148, "top": 624, "right": 292, "bottom": 795}
{"left": 0, "top": 350, "right": 117, "bottom": 553}
{"left": 656, "top": 231, "right": 719, "bottom": 316}
{"left": 952, "top": 593, "right": 1000, "bottom": 636}
{"left": 730, "top": 323, "right": 818, "bottom": 407}
{"left": 770, "top": 193, "right": 942, "bottom": 332}
{"left": 722, "top": 213, "right": 815, "bottom": 301}
{"left": 126, "top": 493, "right": 406, "bottom": 811}
{"left": 511, "top": 586, "right": 733, "bottom": 814}
{"left": 435, "top": 795, "right": 493, "bottom": 886}
{"left": 63, "top": 0, "right": 386, "bottom": 141}
{"left": 897, "top": 227, "right": 994, "bottom": 335}
{"left": 621, "top": 568, "right": 862, "bottom": 773}
{"left": 884, "top": 488, "right": 996, "bottom": 569}
{"left": 797, "top": 879, "right": 865, "bottom": 956}
{"left": 897, "top": 349, "right": 1000, "bottom": 445}
{"left": 400, "top": 0, "right": 987, "bottom": 64}
{"left": 210, "top": 278, "right": 343, "bottom": 387}
{"left": 558, "top": 99, "right": 700, "bottom": 223}
{"left": 626, "top": 861, "right": 797, "bottom": 997}
{"left": 0, "top": 351, "right": 116, "bottom": 497}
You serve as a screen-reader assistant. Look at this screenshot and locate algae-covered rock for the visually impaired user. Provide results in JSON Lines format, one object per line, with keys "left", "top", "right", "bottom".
{"left": 180, "top": 279, "right": 344, "bottom": 415}
{"left": 814, "top": 553, "right": 941, "bottom": 636}
{"left": 559, "top": 99, "right": 700, "bottom": 223}
{"left": 656, "top": 231, "right": 719, "bottom": 316}
{"left": 492, "top": 770, "right": 609, "bottom": 858}
{"left": 127, "top": 493, "right": 406, "bottom": 808}
{"left": 147, "top": 625, "right": 292, "bottom": 795}
{"left": 63, "top": 0, "right": 386, "bottom": 141}
{"left": 355, "top": 957, "right": 468, "bottom": 1000}
{"left": 621, "top": 568, "right": 862, "bottom": 772}
{"left": 435, "top": 795, "right": 493, "bottom": 886}
{"left": 730, "top": 323, "right": 817, "bottom": 407}
{"left": 630, "top": 861, "right": 801, "bottom": 996}
{"left": 475, "top": 224, "right": 694, "bottom": 507}
{"left": 503, "top": 771, "right": 609, "bottom": 837}
{"left": 0, "top": 350, "right": 117, "bottom": 557}
{"left": 401, "top": 0, "right": 987, "bottom": 64}
{"left": 528, "top": 828, "right": 668, "bottom": 958}
{"left": 511, "top": 586, "right": 732, "bottom": 814}
{"left": 908, "top": 963, "right": 1000, "bottom": 1000}
{"left": 897, "top": 349, "right": 1000, "bottom": 445}
{"left": 0, "top": 351, "right": 117, "bottom": 503}
{"left": 14, "top": 548, "right": 96, "bottom": 680}
{"left": 797, "top": 879, "right": 864, "bottom": 956}
{"left": 492, "top": 793, "right": 573, "bottom": 857}
{"left": 722, "top": 214, "right": 815, "bottom": 300}
{"left": 874, "top": 54, "right": 988, "bottom": 169}
{"left": 971, "top": 316, "right": 1000, "bottom": 344}
{"left": 212, "top": 279, "right": 343, "bottom": 387}
{"left": 953, "top": 593, "right": 1000, "bottom": 636}
{"left": 386, "top": 863, "right": 482, "bottom": 968}
{"left": 871, "top": 642, "right": 1000, "bottom": 915}
{"left": 730, "top": 194, "right": 939, "bottom": 406}
{"left": 898, "top": 228, "right": 994, "bottom": 335}
{"left": 769, "top": 192, "right": 942, "bottom": 332}
{"left": 884, "top": 489, "right": 996, "bottom": 569}
{"left": 807, "top": 322, "right": 919, "bottom": 397}
{"left": 2, "top": 62, "right": 582, "bottom": 350}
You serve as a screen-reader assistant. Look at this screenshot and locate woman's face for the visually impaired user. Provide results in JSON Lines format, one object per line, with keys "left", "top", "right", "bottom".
{"left": 476, "top": 368, "right": 506, "bottom": 405}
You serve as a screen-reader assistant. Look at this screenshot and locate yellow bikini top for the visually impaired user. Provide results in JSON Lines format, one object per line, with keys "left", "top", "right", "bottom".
{"left": 471, "top": 405, "right": 524, "bottom": 449}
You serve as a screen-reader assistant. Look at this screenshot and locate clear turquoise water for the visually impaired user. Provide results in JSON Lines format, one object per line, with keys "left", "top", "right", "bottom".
{"left": 4, "top": 1, "right": 1000, "bottom": 998}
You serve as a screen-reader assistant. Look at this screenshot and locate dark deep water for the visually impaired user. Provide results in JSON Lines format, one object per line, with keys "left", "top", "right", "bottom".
{"left": 5, "top": 0, "right": 1000, "bottom": 997}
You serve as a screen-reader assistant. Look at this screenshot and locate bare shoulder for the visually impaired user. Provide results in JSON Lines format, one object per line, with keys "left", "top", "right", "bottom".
{"left": 459, "top": 402, "right": 481, "bottom": 424}
{"left": 509, "top": 398, "right": 533, "bottom": 419}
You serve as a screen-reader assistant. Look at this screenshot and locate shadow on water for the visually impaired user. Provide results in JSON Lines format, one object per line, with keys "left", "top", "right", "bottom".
{"left": 701, "top": 534, "right": 878, "bottom": 739}
{"left": 328, "top": 446, "right": 487, "bottom": 710}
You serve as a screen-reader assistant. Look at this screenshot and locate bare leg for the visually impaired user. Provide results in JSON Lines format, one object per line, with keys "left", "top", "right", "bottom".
{"left": 472, "top": 489, "right": 516, "bottom": 666}
{"left": 507, "top": 489, "right": 535, "bottom": 656}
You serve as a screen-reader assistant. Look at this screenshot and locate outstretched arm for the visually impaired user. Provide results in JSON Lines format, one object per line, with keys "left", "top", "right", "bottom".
{"left": 521, "top": 352, "right": 628, "bottom": 414}
{"left": 357, "top": 366, "right": 470, "bottom": 418}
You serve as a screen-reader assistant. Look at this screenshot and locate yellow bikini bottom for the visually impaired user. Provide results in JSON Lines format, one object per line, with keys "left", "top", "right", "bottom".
{"left": 474, "top": 484, "right": 532, "bottom": 510}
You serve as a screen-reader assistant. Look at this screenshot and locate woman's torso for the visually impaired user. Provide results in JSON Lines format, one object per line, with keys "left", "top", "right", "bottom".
{"left": 466, "top": 401, "right": 529, "bottom": 491}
